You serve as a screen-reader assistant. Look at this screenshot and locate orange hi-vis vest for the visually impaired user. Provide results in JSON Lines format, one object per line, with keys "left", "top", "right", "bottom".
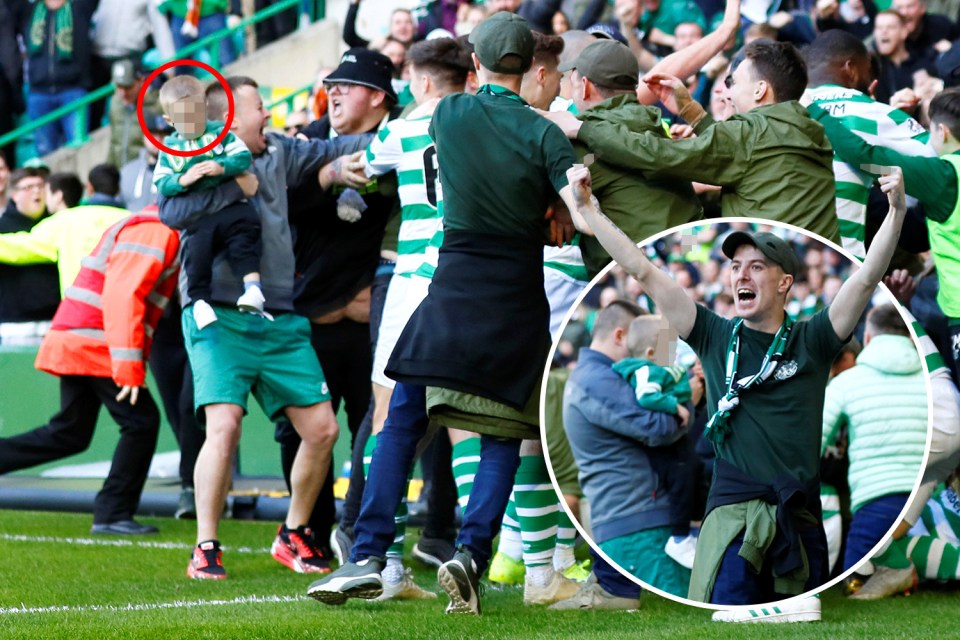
{"left": 34, "top": 214, "right": 180, "bottom": 387}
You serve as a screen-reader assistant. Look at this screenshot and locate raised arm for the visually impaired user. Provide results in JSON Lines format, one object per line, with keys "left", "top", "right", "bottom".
{"left": 808, "top": 104, "right": 957, "bottom": 221}
{"left": 565, "top": 164, "right": 697, "bottom": 338}
{"left": 828, "top": 168, "right": 907, "bottom": 340}
{"left": 636, "top": 0, "right": 740, "bottom": 105}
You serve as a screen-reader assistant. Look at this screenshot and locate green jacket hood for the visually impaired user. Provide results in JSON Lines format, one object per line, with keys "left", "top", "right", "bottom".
{"left": 857, "top": 334, "right": 922, "bottom": 376}
{"left": 578, "top": 94, "right": 666, "bottom": 132}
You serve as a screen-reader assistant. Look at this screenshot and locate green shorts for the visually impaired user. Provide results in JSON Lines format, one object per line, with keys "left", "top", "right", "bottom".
{"left": 599, "top": 526, "right": 691, "bottom": 598}
{"left": 181, "top": 305, "right": 331, "bottom": 422}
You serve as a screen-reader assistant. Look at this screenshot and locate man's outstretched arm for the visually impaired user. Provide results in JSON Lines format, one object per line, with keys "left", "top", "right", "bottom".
{"left": 565, "top": 164, "right": 697, "bottom": 338}
{"left": 828, "top": 167, "right": 907, "bottom": 340}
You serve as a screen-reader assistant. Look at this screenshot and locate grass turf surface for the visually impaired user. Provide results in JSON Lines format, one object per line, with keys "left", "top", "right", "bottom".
{"left": 0, "top": 510, "right": 954, "bottom": 639}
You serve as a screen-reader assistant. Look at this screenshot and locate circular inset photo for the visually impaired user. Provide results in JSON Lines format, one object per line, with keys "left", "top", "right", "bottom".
{"left": 542, "top": 217, "right": 939, "bottom": 615}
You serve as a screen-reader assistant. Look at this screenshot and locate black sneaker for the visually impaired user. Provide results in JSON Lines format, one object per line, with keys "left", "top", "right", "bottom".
{"left": 413, "top": 536, "right": 455, "bottom": 568}
{"left": 306, "top": 557, "right": 385, "bottom": 605}
{"left": 175, "top": 487, "right": 196, "bottom": 520}
{"left": 438, "top": 546, "right": 482, "bottom": 615}
{"left": 90, "top": 519, "right": 159, "bottom": 535}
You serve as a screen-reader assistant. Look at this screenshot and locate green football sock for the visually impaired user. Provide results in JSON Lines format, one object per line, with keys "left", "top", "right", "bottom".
{"left": 451, "top": 437, "right": 481, "bottom": 510}
{"left": 514, "top": 453, "right": 558, "bottom": 568}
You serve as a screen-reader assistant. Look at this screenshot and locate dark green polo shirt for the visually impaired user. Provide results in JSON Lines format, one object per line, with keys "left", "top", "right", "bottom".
{"left": 429, "top": 87, "right": 576, "bottom": 243}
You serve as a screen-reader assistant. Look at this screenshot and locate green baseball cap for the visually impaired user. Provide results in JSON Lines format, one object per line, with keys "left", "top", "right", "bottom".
{"left": 557, "top": 39, "right": 639, "bottom": 90}
{"left": 469, "top": 11, "right": 534, "bottom": 75}
{"left": 722, "top": 231, "right": 800, "bottom": 278}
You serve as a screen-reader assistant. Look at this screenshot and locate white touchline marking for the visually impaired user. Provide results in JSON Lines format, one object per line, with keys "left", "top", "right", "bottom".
{"left": 0, "top": 594, "right": 310, "bottom": 616}
{"left": 0, "top": 534, "right": 270, "bottom": 554}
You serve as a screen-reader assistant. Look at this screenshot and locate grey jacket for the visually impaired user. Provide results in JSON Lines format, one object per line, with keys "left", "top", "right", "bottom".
{"left": 158, "top": 132, "right": 371, "bottom": 312}
{"left": 120, "top": 149, "right": 158, "bottom": 213}
{"left": 563, "top": 347, "right": 686, "bottom": 542}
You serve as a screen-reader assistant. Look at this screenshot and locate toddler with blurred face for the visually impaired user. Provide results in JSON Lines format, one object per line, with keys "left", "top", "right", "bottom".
{"left": 612, "top": 314, "right": 700, "bottom": 570}
{"left": 153, "top": 75, "right": 265, "bottom": 328}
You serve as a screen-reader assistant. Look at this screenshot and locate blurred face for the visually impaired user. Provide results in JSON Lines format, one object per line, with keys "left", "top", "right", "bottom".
{"left": 142, "top": 132, "right": 161, "bottom": 161}
{"left": 11, "top": 176, "right": 46, "bottom": 218}
{"left": 232, "top": 85, "right": 270, "bottom": 155}
{"left": 552, "top": 11, "right": 569, "bottom": 34}
{"left": 874, "top": 14, "right": 907, "bottom": 56}
{"left": 390, "top": 10, "right": 415, "bottom": 43}
{"left": 729, "top": 245, "right": 790, "bottom": 322}
{"left": 381, "top": 40, "right": 407, "bottom": 71}
{"left": 117, "top": 78, "right": 144, "bottom": 106}
{"left": 166, "top": 94, "right": 207, "bottom": 140}
{"left": 325, "top": 82, "right": 384, "bottom": 134}
{"left": 892, "top": 0, "right": 923, "bottom": 32}
{"left": 488, "top": 0, "right": 521, "bottom": 13}
{"left": 673, "top": 23, "right": 703, "bottom": 51}
{"left": 44, "top": 183, "right": 64, "bottom": 213}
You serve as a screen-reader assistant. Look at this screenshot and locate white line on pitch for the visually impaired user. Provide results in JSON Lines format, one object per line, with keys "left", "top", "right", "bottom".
{"left": 0, "top": 533, "right": 270, "bottom": 554}
{"left": 0, "top": 594, "right": 310, "bottom": 616}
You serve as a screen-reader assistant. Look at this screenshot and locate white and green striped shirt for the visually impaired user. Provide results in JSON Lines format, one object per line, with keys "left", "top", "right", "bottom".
{"left": 364, "top": 115, "right": 444, "bottom": 279}
{"left": 902, "top": 307, "right": 951, "bottom": 379}
{"left": 543, "top": 98, "right": 589, "bottom": 283}
{"left": 802, "top": 85, "right": 932, "bottom": 259}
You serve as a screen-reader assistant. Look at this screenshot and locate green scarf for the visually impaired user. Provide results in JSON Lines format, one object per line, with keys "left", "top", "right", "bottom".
{"left": 703, "top": 317, "right": 793, "bottom": 446}
{"left": 28, "top": 1, "right": 74, "bottom": 61}
{"left": 477, "top": 84, "right": 528, "bottom": 106}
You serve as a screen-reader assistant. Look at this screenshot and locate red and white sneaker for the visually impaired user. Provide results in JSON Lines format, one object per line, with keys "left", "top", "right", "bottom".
{"left": 187, "top": 539, "right": 227, "bottom": 580}
{"left": 272, "top": 525, "right": 332, "bottom": 574}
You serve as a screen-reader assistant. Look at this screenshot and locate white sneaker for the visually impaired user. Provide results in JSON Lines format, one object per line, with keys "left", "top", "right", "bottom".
{"left": 524, "top": 567, "right": 580, "bottom": 605}
{"left": 192, "top": 300, "right": 218, "bottom": 329}
{"left": 848, "top": 564, "right": 918, "bottom": 600}
{"left": 665, "top": 535, "right": 698, "bottom": 570}
{"left": 237, "top": 286, "right": 265, "bottom": 314}
{"left": 711, "top": 595, "right": 821, "bottom": 623}
{"left": 376, "top": 566, "right": 438, "bottom": 601}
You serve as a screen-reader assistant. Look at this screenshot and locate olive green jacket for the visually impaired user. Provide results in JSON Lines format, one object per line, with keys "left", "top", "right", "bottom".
{"left": 426, "top": 384, "right": 539, "bottom": 441}
{"left": 578, "top": 100, "right": 840, "bottom": 244}
{"left": 575, "top": 94, "right": 703, "bottom": 278}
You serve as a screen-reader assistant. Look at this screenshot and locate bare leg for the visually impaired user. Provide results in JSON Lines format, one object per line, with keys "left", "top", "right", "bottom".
{"left": 194, "top": 403, "right": 243, "bottom": 543}
{"left": 284, "top": 401, "right": 339, "bottom": 529}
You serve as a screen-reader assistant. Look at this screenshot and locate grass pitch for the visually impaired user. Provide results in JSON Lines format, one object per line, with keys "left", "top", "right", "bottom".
{"left": 0, "top": 509, "right": 954, "bottom": 640}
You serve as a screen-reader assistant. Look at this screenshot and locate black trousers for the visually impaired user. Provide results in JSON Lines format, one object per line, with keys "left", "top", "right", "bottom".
{"left": 148, "top": 299, "right": 204, "bottom": 488}
{"left": 0, "top": 375, "right": 160, "bottom": 523}
{"left": 183, "top": 201, "right": 262, "bottom": 303}
{"left": 275, "top": 318, "right": 372, "bottom": 537}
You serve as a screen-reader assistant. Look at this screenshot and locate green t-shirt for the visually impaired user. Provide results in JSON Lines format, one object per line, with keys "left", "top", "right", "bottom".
{"left": 428, "top": 86, "right": 576, "bottom": 243}
{"left": 685, "top": 304, "right": 845, "bottom": 485}
{"left": 639, "top": 0, "right": 706, "bottom": 35}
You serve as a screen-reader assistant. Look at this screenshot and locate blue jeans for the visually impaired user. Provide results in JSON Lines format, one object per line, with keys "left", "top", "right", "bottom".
{"left": 710, "top": 526, "right": 828, "bottom": 605}
{"left": 590, "top": 545, "right": 642, "bottom": 599}
{"left": 27, "top": 87, "right": 87, "bottom": 156}
{"left": 844, "top": 493, "right": 909, "bottom": 572}
{"left": 171, "top": 13, "right": 237, "bottom": 68}
{"left": 351, "top": 382, "right": 521, "bottom": 574}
